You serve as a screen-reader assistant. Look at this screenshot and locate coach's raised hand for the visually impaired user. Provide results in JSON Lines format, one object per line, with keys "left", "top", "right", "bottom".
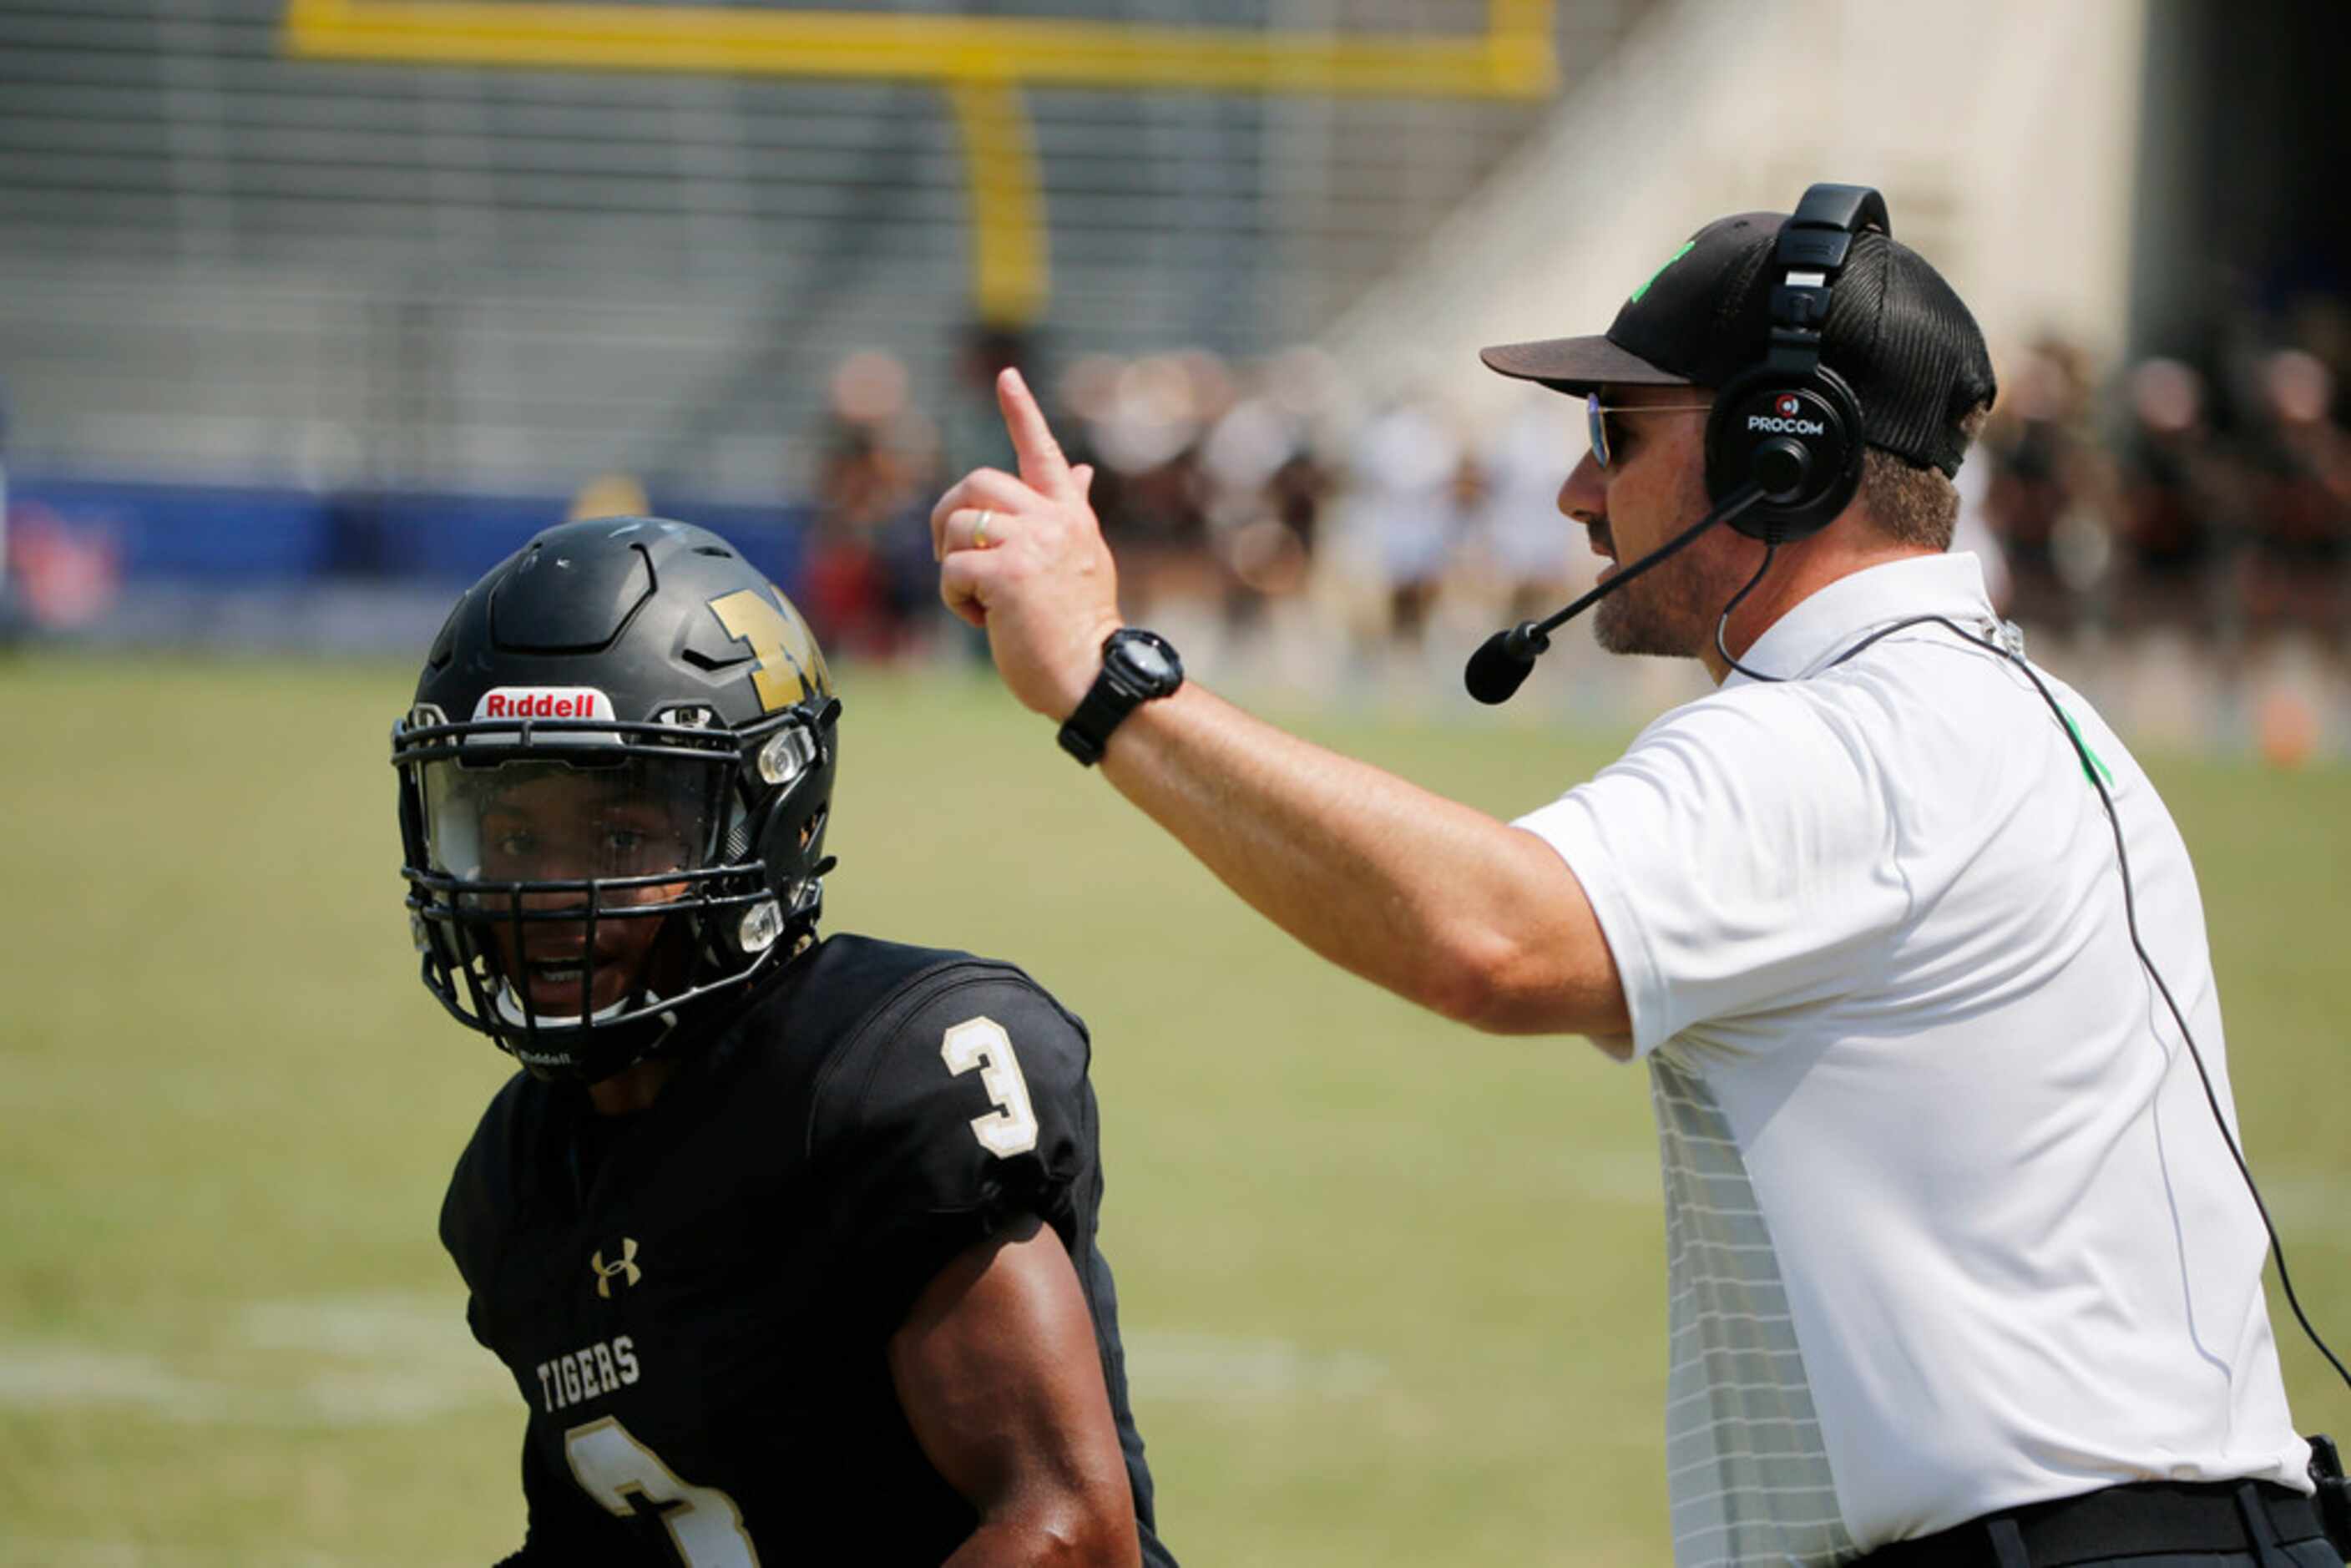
{"left": 933, "top": 368, "right": 1122, "bottom": 721}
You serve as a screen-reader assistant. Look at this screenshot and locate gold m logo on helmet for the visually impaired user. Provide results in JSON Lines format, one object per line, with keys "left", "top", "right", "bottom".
{"left": 708, "top": 588, "right": 831, "bottom": 713}
{"left": 590, "top": 1237, "right": 641, "bottom": 1298}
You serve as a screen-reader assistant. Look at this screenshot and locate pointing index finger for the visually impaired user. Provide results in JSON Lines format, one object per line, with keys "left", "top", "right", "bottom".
{"left": 997, "top": 367, "right": 1075, "bottom": 499}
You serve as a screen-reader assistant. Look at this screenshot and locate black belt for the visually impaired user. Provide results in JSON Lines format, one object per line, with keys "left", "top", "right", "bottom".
{"left": 1858, "top": 1479, "right": 2326, "bottom": 1567}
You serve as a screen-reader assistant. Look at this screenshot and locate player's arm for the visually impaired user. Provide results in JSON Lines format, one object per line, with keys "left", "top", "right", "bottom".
{"left": 488, "top": 1426, "right": 610, "bottom": 1565}
{"left": 444, "top": 1176, "right": 614, "bottom": 1566}
{"left": 933, "top": 369, "right": 1631, "bottom": 1049}
{"left": 887, "top": 1213, "right": 1143, "bottom": 1568}
{"left": 822, "top": 971, "right": 1152, "bottom": 1561}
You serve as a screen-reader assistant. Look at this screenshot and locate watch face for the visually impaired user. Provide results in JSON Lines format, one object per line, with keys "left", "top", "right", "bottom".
{"left": 1121, "top": 641, "right": 1175, "bottom": 685}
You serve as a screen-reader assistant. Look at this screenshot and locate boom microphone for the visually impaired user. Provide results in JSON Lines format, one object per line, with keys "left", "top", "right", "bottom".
{"left": 1464, "top": 483, "right": 1767, "bottom": 704}
{"left": 1463, "top": 620, "right": 1555, "bottom": 706}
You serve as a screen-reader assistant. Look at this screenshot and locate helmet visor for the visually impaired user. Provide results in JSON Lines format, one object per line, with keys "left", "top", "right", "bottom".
{"left": 420, "top": 753, "right": 730, "bottom": 889}
{"left": 416, "top": 753, "right": 736, "bottom": 1024}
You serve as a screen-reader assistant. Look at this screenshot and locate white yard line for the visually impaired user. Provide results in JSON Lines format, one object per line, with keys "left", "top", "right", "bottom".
{"left": 0, "top": 1544, "right": 345, "bottom": 1568}
{"left": 1121, "top": 1330, "right": 1385, "bottom": 1400}
{"left": 0, "top": 1292, "right": 506, "bottom": 1427}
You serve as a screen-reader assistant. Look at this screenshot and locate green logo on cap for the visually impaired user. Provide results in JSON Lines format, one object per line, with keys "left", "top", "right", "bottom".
{"left": 1629, "top": 240, "right": 1695, "bottom": 305}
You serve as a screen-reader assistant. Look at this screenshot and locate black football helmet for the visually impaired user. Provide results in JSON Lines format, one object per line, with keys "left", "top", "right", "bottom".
{"left": 392, "top": 517, "right": 838, "bottom": 1084}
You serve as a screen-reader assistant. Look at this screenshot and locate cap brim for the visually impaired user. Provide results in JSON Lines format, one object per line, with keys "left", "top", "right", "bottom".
{"left": 1478, "top": 335, "right": 1692, "bottom": 396}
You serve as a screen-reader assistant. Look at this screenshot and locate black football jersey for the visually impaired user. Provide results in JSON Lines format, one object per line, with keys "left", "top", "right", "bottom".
{"left": 440, "top": 934, "right": 1177, "bottom": 1566}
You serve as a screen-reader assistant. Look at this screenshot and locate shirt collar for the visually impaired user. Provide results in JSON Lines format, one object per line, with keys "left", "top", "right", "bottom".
{"left": 1722, "top": 552, "right": 2000, "bottom": 688}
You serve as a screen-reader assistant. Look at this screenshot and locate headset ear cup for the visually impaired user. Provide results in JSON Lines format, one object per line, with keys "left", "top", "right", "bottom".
{"left": 1702, "top": 368, "right": 1762, "bottom": 511}
{"left": 1706, "top": 365, "right": 1866, "bottom": 540}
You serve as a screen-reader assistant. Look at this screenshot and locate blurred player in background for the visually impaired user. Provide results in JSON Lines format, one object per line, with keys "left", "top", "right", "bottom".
{"left": 931, "top": 189, "right": 2338, "bottom": 1565}
{"left": 1471, "top": 390, "right": 1601, "bottom": 630}
{"left": 392, "top": 517, "right": 1176, "bottom": 1566}
{"left": 1347, "top": 394, "right": 1459, "bottom": 645}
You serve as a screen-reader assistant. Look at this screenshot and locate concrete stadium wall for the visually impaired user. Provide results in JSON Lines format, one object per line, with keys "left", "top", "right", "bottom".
{"left": 1323, "top": 0, "right": 2149, "bottom": 412}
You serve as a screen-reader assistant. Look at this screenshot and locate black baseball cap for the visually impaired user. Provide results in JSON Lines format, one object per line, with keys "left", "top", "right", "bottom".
{"left": 1480, "top": 210, "right": 1997, "bottom": 475}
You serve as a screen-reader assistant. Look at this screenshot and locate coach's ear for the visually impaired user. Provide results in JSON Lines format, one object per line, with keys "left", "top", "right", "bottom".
{"left": 886, "top": 1215, "right": 1143, "bottom": 1566}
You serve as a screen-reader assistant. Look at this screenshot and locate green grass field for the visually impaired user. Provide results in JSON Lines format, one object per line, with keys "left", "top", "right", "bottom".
{"left": 3, "top": 653, "right": 2347, "bottom": 1566}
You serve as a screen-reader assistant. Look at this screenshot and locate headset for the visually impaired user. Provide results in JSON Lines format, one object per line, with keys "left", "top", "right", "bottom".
{"left": 1706, "top": 182, "right": 1883, "bottom": 678}
{"left": 1704, "top": 181, "right": 1884, "bottom": 544}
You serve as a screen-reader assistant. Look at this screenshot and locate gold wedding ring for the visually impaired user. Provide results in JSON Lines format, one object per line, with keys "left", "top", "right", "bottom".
{"left": 973, "top": 509, "right": 993, "bottom": 550}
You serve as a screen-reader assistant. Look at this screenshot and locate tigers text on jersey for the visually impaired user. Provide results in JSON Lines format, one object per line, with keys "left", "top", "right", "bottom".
{"left": 440, "top": 934, "right": 1177, "bottom": 1566}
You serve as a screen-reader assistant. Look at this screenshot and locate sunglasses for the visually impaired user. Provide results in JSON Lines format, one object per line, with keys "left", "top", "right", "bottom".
{"left": 1586, "top": 393, "right": 1713, "bottom": 469}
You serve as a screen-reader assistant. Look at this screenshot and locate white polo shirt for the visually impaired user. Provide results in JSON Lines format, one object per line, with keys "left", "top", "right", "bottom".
{"left": 1514, "top": 554, "right": 2308, "bottom": 1566}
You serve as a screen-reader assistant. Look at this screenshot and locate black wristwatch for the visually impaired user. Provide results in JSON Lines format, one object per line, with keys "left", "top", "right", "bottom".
{"left": 1057, "top": 628, "right": 1184, "bottom": 766}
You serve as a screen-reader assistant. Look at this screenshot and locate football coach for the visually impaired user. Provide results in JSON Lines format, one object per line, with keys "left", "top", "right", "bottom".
{"left": 929, "top": 184, "right": 2338, "bottom": 1565}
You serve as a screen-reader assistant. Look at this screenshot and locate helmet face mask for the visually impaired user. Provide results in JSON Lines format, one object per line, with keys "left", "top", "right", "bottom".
{"left": 392, "top": 518, "right": 838, "bottom": 1084}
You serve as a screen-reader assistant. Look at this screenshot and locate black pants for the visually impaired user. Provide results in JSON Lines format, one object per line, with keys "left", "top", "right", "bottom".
{"left": 2066, "top": 1550, "right": 2336, "bottom": 1566}
{"left": 1854, "top": 1480, "right": 2338, "bottom": 1567}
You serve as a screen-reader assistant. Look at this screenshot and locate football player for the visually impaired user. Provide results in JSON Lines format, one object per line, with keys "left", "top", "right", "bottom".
{"left": 392, "top": 516, "right": 1177, "bottom": 1566}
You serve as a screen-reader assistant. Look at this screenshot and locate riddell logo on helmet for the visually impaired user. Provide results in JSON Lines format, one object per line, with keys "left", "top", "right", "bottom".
{"left": 473, "top": 687, "right": 616, "bottom": 721}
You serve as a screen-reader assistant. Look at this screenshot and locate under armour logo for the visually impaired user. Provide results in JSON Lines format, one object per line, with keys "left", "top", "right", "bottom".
{"left": 591, "top": 1237, "right": 641, "bottom": 1298}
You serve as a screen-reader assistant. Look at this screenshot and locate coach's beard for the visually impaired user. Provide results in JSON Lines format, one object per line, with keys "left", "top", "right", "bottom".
{"left": 1593, "top": 559, "right": 1706, "bottom": 658}
{"left": 1591, "top": 578, "right": 1670, "bottom": 656}
{"left": 1590, "top": 520, "right": 1760, "bottom": 660}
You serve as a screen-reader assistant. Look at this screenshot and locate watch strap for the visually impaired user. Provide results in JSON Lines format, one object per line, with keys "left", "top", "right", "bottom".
{"left": 1056, "top": 629, "right": 1181, "bottom": 766}
{"left": 1056, "top": 680, "right": 1135, "bottom": 766}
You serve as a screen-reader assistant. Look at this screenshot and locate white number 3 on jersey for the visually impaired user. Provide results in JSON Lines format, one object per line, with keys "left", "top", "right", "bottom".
{"left": 940, "top": 1017, "right": 1040, "bottom": 1158}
